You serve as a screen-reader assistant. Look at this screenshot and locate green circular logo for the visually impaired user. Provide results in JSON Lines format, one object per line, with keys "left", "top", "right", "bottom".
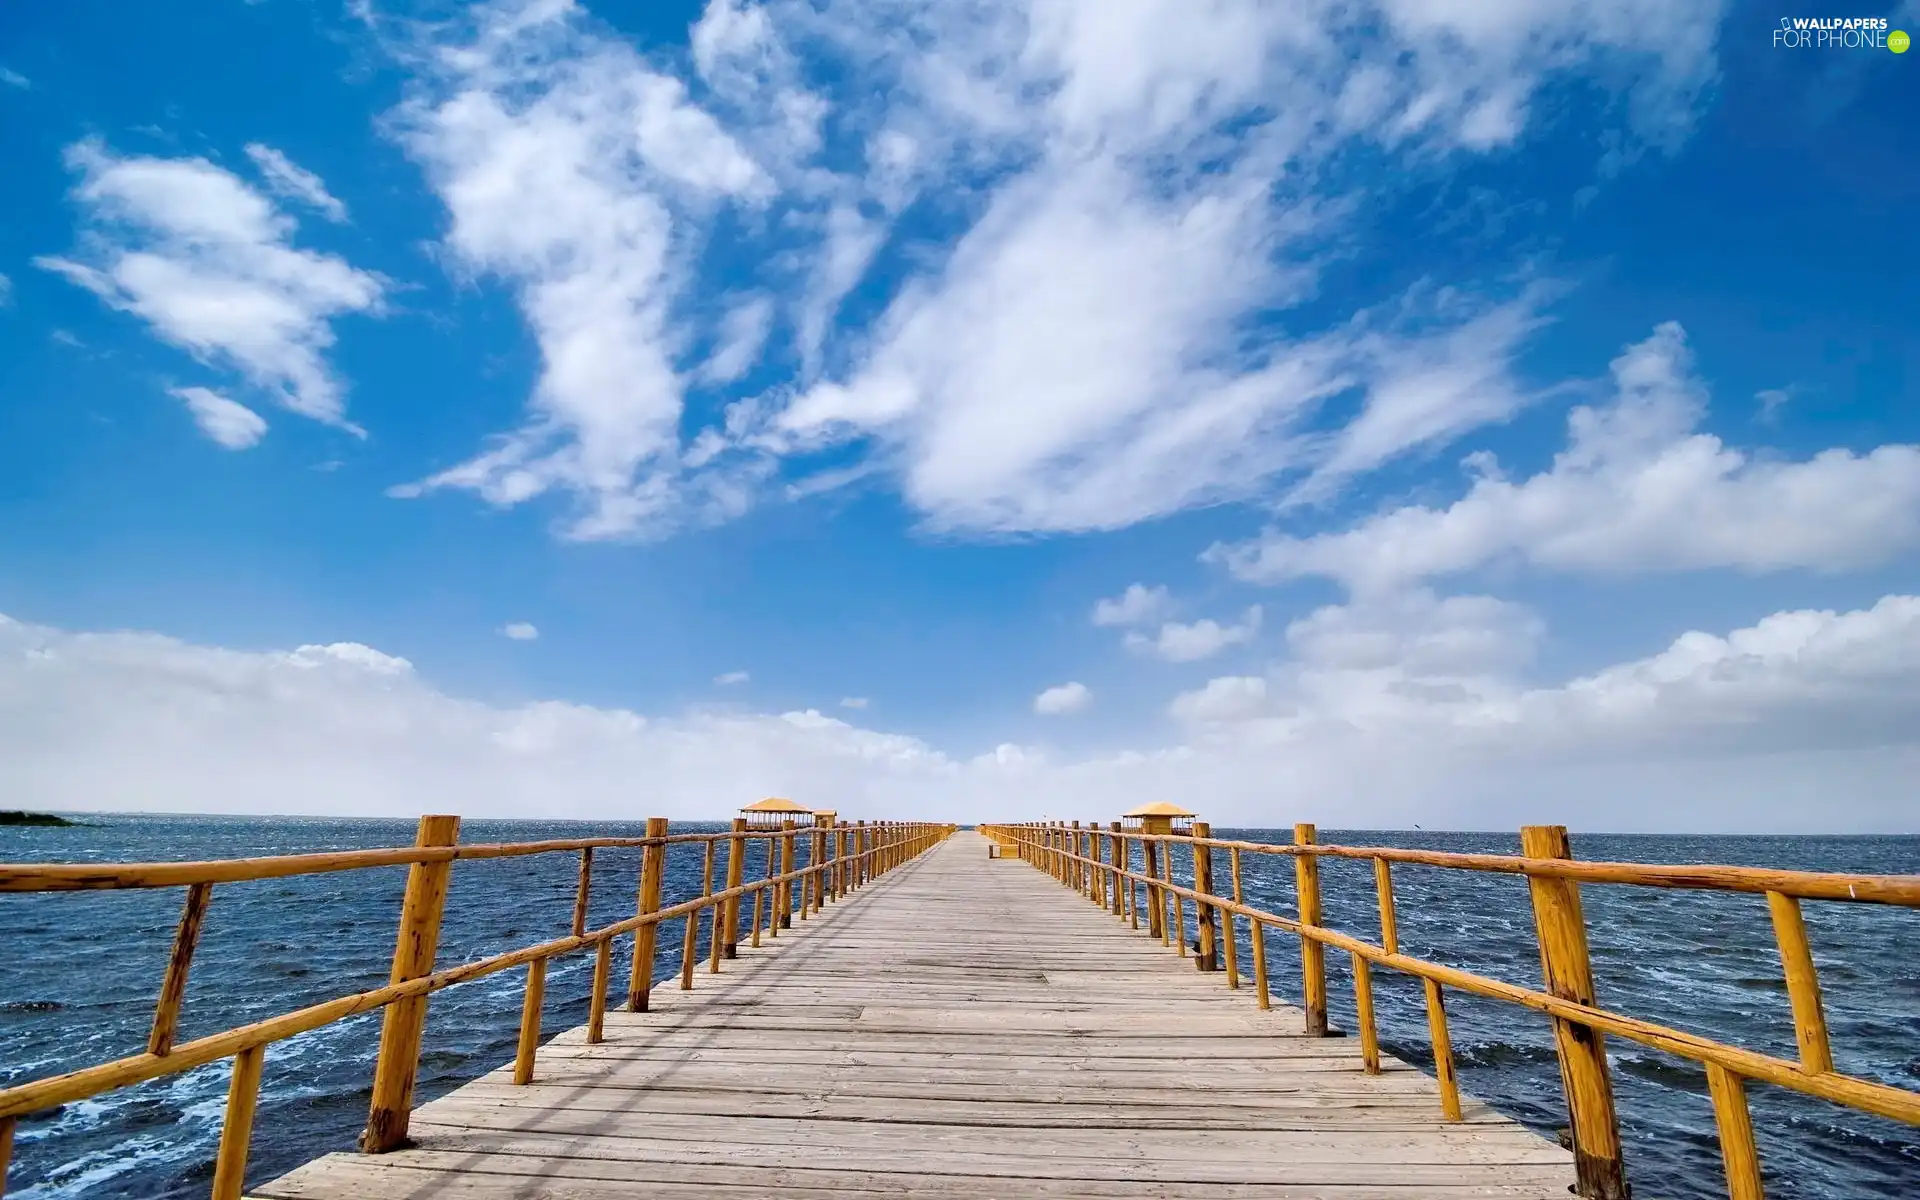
{"left": 1893, "top": 29, "right": 1912, "bottom": 53}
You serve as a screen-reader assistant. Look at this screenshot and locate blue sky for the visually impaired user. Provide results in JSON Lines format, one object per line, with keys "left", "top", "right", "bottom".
{"left": 1, "top": 0, "right": 1917, "bottom": 829}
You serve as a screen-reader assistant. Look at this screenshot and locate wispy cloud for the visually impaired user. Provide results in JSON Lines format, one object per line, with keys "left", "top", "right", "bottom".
{"left": 375, "top": 0, "right": 1730, "bottom": 542}
{"left": 170, "top": 386, "right": 268, "bottom": 450}
{"left": 36, "top": 139, "right": 384, "bottom": 432}
{"left": 244, "top": 144, "right": 349, "bottom": 223}
{"left": 500, "top": 622, "right": 540, "bottom": 641}
{"left": 0, "top": 67, "right": 28, "bottom": 90}
{"left": 715, "top": 670, "right": 750, "bottom": 685}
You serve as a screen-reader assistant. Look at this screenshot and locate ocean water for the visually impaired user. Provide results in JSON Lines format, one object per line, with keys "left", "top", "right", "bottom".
{"left": 0, "top": 818, "right": 1914, "bottom": 1198}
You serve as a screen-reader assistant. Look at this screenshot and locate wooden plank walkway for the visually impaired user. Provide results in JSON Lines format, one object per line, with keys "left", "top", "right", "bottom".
{"left": 254, "top": 831, "right": 1575, "bottom": 1199}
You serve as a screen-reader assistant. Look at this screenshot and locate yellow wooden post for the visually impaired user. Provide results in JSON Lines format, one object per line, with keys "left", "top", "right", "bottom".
{"left": 687, "top": 837, "right": 715, "bottom": 986}
{"left": 722, "top": 818, "right": 747, "bottom": 955}
{"left": 1766, "top": 892, "right": 1833, "bottom": 1073}
{"left": 626, "top": 817, "right": 669, "bottom": 1012}
{"left": 360, "top": 813, "right": 459, "bottom": 1153}
{"left": 1142, "top": 835, "right": 1163, "bottom": 940}
{"left": 1109, "top": 822, "right": 1124, "bottom": 918}
{"left": 1221, "top": 846, "right": 1241, "bottom": 990}
{"left": 1374, "top": 857, "right": 1399, "bottom": 954}
{"left": 1707, "top": 1064, "right": 1765, "bottom": 1200}
{"left": 1352, "top": 953, "right": 1380, "bottom": 1074}
{"left": 812, "top": 814, "right": 830, "bottom": 914}
{"left": 1192, "top": 822, "right": 1219, "bottom": 972}
{"left": 586, "top": 937, "right": 612, "bottom": 1044}
{"left": 779, "top": 818, "right": 798, "bottom": 928}
{"left": 1424, "top": 978, "right": 1462, "bottom": 1121}
{"left": 1520, "top": 825, "right": 1627, "bottom": 1199}
{"left": 1294, "top": 823, "right": 1327, "bottom": 1036}
{"left": 752, "top": 831, "right": 772, "bottom": 947}
{"left": 1235, "top": 848, "right": 1269, "bottom": 1010}
{"left": 148, "top": 881, "right": 213, "bottom": 1057}
{"left": 570, "top": 847, "right": 593, "bottom": 938}
{"left": 512, "top": 958, "right": 546, "bottom": 1084}
{"left": 210, "top": 1043, "right": 266, "bottom": 1200}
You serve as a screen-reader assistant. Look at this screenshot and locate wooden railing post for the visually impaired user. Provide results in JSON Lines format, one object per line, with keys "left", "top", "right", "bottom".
{"left": 812, "top": 814, "right": 830, "bottom": 915}
{"left": 1767, "top": 891, "right": 1833, "bottom": 1073}
{"left": 753, "top": 832, "right": 773, "bottom": 947}
{"left": 512, "top": 959, "right": 546, "bottom": 1084}
{"left": 1294, "top": 823, "right": 1328, "bottom": 1036}
{"left": 570, "top": 847, "right": 593, "bottom": 938}
{"left": 1232, "top": 848, "right": 1269, "bottom": 1009}
{"left": 1109, "top": 822, "right": 1124, "bottom": 918}
{"left": 1425, "top": 978, "right": 1463, "bottom": 1121}
{"left": 1143, "top": 835, "right": 1163, "bottom": 940}
{"left": 723, "top": 818, "right": 747, "bottom": 955}
{"left": 210, "top": 1043, "right": 265, "bottom": 1200}
{"left": 148, "top": 881, "right": 213, "bottom": 1057}
{"left": 686, "top": 838, "right": 715, "bottom": 987}
{"left": 587, "top": 936, "right": 612, "bottom": 1044}
{"left": 1707, "top": 1064, "right": 1765, "bottom": 1200}
{"left": 854, "top": 820, "right": 866, "bottom": 887}
{"left": 1192, "top": 822, "right": 1219, "bottom": 972}
{"left": 1520, "top": 825, "right": 1627, "bottom": 1200}
{"left": 1088, "top": 820, "right": 1105, "bottom": 909}
{"left": 779, "top": 819, "right": 798, "bottom": 927}
{"left": 360, "top": 813, "right": 460, "bottom": 1154}
{"left": 626, "top": 817, "right": 669, "bottom": 1012}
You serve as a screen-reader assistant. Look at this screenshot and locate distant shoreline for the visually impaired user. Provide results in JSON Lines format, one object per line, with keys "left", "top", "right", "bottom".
{"left": 0, "top": 811, "right": 81, "bottom": 827}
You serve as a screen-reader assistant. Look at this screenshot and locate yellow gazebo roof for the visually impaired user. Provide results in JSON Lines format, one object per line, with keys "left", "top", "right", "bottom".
{"left": 740, "top": 797, "right": 815, "bottom": 814}
{"left": 1122, "top": 801, "right": 1196, "bottom": 819}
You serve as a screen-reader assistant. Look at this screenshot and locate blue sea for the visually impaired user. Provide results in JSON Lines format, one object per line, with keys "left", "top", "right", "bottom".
{"left": 2, "top": 817, "right": 1916, "bottom": 1198}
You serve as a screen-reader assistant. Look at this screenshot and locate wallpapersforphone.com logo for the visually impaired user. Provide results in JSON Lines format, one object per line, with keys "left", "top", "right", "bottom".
{"left": 1773, "top": 16, "right": 1909, "bottom": 51}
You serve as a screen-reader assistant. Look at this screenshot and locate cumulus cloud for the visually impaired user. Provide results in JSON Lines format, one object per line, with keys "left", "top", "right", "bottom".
{"left": 1125, "top": 607, "right": 1264, "bottom": 664}
{"left": 714, "top": 670, "right": 750, "bottom": 685}
{"left": 170, "top": 386, "right": 268, "bottom": 450}
{"left": 1033, "top": 681, "right": 1091, "bottom": 716}
{"left": 1215, "top": 323, "right": 1920, "bottom": 594}
{"left": 374, "top": 0, "right": 1729, "bottom": 541}
{"left": 1091, "top": 584, "right": 1172, "bottom": 628}
{"left": 244, "top": 144, "right": 349, "bottom": 223}
{"left": 500, "top": 622, "right": 540, "bottom": 640}
{"left": 35, "top": 139, "right": 383, "bottom": 431}
{"left": 3, "top": 604, "right": 1916, "bottom": 831}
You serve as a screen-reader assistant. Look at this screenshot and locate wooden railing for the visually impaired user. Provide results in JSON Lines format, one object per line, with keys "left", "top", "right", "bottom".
{"left": 0, "top": 816, "right": 953, "bottom": 1199}
{"left": 979, "top": 820, "right": 1920, "bottom": 1200}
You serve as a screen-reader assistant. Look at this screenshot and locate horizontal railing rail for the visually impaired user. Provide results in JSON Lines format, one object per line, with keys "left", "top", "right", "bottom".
{"left": 980, "top": 819, "right": 1920, "bottom": 1200}
{"left": 0, "top": 815, "right": 955, "bottom": 1199}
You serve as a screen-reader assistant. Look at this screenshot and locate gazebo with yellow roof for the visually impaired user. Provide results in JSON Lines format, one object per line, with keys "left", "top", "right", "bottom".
{"left": 1121, "top": 801, "right": 1196, "bottom": 837}
{"left": 739, "top": 796, "right": 815, "bottom": 828}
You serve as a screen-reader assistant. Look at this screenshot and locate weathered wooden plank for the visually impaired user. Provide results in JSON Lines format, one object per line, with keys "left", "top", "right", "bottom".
{"left": 252, "top": 831, "right": 1573, "bottom": 1200}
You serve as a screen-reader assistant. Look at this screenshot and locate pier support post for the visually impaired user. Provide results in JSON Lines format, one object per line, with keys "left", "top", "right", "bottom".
{"left": 627, "top": 817, "right": 669, "bottom": 1011}
{"left": 361, "top": 814, "right": 460, "bottom": 1153}
{"left": 1520, "top": 825, "right": 1628, "bottom": 1200}
{"left": 1142, "top": 835, "right": 1164, "bottom": 940}
{"left": 1109, "top": 822, "right": 1124, "bottom": 918}
{"left": 1294, "top": 823, "right": 1327, "bottom": 1036}
{"left": 722, "top": 818, "right": 747, "bottom": 955}
{"left": 1192, "top": 821, "right": 1220, "bottom": 971}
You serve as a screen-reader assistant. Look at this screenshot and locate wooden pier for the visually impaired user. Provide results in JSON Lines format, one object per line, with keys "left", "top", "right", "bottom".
{"left": 4, "top": 811, "right": 1918, "bottom": 1200}
{"left": 252, "top": 830, "right": 1571, "bottom": 1198}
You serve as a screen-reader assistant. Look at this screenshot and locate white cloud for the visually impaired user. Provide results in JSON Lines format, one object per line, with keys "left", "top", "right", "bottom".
{"left": 1091, "top": 583, "right": 1172, "bottom": 628}
{"left": 1216, "top": 323, "right": 1920, "bottom": 595}
{"left": 244, "top": 144, "right": 349, "bottom": 223}
{"left": 4, "top": 600, "right": 1916, "bottom": 831}
{"left": 1126, "top": 607, "right": 1264, "bottom": 664}
{"left": 1169, "top": 676, "right": 1268, "bottom": 723}
{"left": 386, "top": 1, "right": 773, "bottom": 540}
{"left": 373, "top": 0, "right": 1729, "bottom": 542}
{"left": 0, "top": 273, "right": 11, "bottom": 305}
{"left": 500, "top": 622, "right": 540, "bottom": 640}
{"left": 0, "top": 67, "right": 27, "bottom": 89}
{"left": 840, "top": 696, "right": 869, "bottom": 709}
{"left": 699, "top": 293, "right": 774, "bottom": 385}
{"left": 1033, "top": 681, "right": 1091, "bottom": 716}
{"left": 715, "top": 670, "right": 750, "bottom": 685}
{"left": 35, "top": 139, "right": 383, "bottom": 431}
{"left": 170, "top": 386, "right": 268, "bottom": 450}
